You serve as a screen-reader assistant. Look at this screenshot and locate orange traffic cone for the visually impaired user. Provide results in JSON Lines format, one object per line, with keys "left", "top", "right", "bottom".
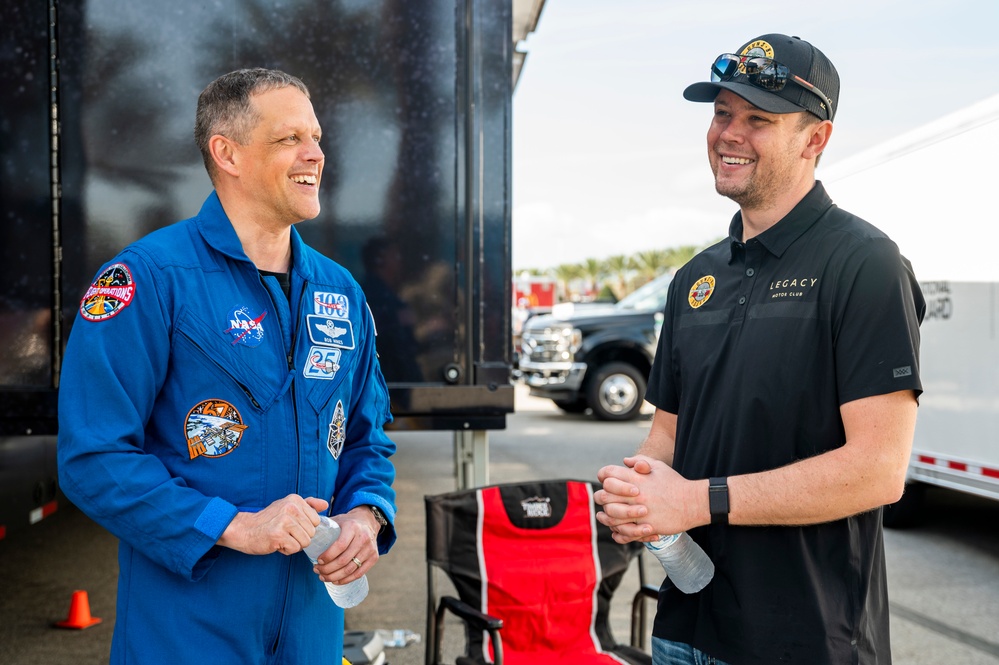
{"left": 54, "top": 590, "right": 103, "bottom": 629}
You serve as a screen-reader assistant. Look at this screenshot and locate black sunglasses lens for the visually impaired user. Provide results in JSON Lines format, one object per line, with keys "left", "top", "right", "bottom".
{"left": 746, "top": 57, "right": 788, "bottom": 90}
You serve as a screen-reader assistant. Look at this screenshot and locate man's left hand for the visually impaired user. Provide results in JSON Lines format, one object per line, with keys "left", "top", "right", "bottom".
{"left": 310, "top": 506, "right": 380, "bottom": 584}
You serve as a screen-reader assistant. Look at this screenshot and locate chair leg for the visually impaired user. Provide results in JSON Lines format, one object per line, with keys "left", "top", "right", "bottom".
{"left": 631, "top": 591, "right": 644, "bottom": 649}
{"left": 434, "top": 601, "right": 449, "bottom": 665}
{"left": 427, "top": 566, "right": 438, "bottom": 665}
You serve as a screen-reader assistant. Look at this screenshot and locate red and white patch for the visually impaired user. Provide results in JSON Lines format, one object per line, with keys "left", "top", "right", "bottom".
{"left": 80, "top": 263, "right": 136, "bottom": 322}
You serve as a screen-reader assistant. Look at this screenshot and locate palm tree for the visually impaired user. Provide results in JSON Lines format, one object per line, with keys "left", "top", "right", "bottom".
{"left": 603, "top": 254, "right": 631, "bottom": 299}
{"left": 553, "top": 263, "right": 585, "bottom": 301}
{"left": 580, "top": 258, "right": 604, "bottom": 298}
{"left": 634, "top": 249, "right": 671, "bottom": 282}
{"left": 664, "top": 245, "right": 699, "bottom": 270}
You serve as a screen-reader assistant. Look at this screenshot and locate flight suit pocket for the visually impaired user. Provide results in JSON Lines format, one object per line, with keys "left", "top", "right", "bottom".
{"left": 175, "top": 309, "right": 287, "bottom": 411}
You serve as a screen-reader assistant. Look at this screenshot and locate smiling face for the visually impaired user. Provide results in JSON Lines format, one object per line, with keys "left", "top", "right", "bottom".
{"left": 707, "top": 89, "right": 816, "bottom": 213}
{"left": 233, "top": 85, "right": 325, "bottom": 228}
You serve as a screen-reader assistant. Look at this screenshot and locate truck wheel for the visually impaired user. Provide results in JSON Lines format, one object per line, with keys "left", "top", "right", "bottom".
{"left": 587, "top": 362, "right": 646, "bottom": 421}
{"left": 882, "top": 482, "right": 926, "bottom": 529}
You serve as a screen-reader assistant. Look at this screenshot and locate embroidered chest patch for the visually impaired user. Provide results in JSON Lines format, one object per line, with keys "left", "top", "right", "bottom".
{"left": 304, "top": 346, "right": 342, "bottom": 380}
{"left": 224, "top": 305, "right": 267, "bottom": 347}
{"left": 688, "top": 275, "right": 716, "bottom": 309}
{"left": 313, "top": 291, "right": 350, "bottom": 319}
{"left": 327, "top": 400, "right": 346, "bottom": 459}
{"left": 185, "top": 399, "right": 248, "bottom": 459}
{"left": 307, "top": 315, "right": 355, "bottom": 349}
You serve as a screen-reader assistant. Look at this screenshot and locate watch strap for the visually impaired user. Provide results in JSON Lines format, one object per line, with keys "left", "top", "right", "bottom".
{"left": 709, "top": 477, "right": 729, "bottom": 525}
{"left": 367, "top": 505, "right": 389, "bottom": 532}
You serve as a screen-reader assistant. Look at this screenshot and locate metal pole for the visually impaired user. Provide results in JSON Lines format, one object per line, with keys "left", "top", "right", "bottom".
{"left": 453, "top": 430, "right": 489, "bottom": 490}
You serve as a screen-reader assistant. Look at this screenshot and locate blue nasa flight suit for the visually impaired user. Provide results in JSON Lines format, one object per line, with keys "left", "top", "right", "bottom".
{"left": 58, "top": 192, "right": 397, "bottom": 664}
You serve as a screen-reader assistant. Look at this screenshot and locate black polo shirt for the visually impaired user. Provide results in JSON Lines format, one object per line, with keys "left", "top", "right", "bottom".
{"left": 646, "top": 182, "right": 924, "bottom": 664}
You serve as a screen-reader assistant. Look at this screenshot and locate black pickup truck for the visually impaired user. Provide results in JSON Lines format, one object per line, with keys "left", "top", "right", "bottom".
{"left": 518, "top": 272, "right": 672, "bottom": 420}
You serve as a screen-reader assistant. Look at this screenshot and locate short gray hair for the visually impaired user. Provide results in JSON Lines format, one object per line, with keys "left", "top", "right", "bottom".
{"left": 195, "top": 68, "right": 310, "bottom": 183}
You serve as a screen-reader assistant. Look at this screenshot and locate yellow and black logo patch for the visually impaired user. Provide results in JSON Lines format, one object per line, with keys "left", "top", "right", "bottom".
{"left": 688, "top": 276, "right": 715, "bottom": 309}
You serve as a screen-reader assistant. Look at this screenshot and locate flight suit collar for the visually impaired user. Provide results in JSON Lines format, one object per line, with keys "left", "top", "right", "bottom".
{"left": 194, "top": 191, "right": 319, "bottom": 282}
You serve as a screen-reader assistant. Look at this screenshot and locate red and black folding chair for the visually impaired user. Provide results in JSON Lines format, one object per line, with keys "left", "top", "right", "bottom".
{"left": 425, "top": 479, "right": 658, "bottom": 665}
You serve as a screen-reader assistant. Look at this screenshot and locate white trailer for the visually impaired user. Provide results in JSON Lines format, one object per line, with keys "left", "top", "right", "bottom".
{"left": 823, "top": 94, "right": 999, "bottom": 525}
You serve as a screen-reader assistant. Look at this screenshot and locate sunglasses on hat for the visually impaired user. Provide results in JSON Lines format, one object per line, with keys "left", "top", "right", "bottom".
{"left": 711, "top": 53, "right": 834, "bottom": 120}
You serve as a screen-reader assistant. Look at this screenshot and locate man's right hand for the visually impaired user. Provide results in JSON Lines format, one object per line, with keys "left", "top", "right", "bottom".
{"left": 217, "top": 494, "right": 329, "bottom": 555}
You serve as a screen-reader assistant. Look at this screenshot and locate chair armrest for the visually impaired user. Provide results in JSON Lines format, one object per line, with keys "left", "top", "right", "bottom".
{"left": 638, "top": 584, "right": 659, "bottom": 600}
{"left": 439, "top": 595, "right": 504, "bottom": 631}
{"left": 432, "top": 596, "right": 505, "bottom": 665}
{"left": 630, "top": 584, "right": 660, "bottom": 650}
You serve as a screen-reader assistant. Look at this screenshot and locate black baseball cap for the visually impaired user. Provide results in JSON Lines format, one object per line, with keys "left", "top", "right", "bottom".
{"left": 684, "top": 34, "right": 839, "bottom": 121}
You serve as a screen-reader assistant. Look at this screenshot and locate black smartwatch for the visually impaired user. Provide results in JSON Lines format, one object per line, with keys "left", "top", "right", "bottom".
{"left": 708, "top": 477, "right": 730, "bottom": 525}
{"left": 366, "top": 505, "right": 389, "bottom": 533}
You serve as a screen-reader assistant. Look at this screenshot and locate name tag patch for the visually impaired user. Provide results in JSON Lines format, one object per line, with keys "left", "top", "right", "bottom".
{"left": 307, "top": 315, "right": 355, "bottom": 349}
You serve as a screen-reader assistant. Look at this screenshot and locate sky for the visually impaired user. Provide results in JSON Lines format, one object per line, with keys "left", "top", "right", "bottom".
{"left": 511, "top": 0, "right": 999, "bottom": 272}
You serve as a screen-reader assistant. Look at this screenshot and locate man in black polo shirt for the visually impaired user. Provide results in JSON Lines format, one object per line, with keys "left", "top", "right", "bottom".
{"left": 595, "top": 34, "right": 924, "bottom": 664}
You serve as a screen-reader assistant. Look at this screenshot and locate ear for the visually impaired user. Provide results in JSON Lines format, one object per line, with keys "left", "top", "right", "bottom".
{"left": 803, "top": 120, "right": 833, "bottom": 160}
{"left": 209, "top": 134, "right": 240, "bottom": 178}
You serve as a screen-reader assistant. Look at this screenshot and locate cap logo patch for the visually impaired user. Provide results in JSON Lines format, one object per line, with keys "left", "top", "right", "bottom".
{"left": 688, "top": 276, "right": 716, "bottom": 309}
{"left": 327, "top": 400, "right": 346, "bottom": 459}
{"left": 225, "top": 305, "right": 267, "bottom": 347}
{"left": 185, "top": 399, "right": 248, "bottom": 459}
{"left": 80, "top": 263, "right": 135, "bottom": 322}
{"left": 741, "top": 39, "right": 774, "bottom": 60}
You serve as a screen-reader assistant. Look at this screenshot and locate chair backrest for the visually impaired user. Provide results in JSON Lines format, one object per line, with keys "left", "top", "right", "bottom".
{"left": 425, "top": 479, "right": 643, "bottom": 664}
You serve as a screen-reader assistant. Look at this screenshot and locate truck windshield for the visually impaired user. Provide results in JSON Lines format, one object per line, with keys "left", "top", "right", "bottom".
{"left": 616, "top": 272, "right": 673, "bottom": 312}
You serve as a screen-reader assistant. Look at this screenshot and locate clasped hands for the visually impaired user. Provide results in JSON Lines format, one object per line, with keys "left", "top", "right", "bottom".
{"left": 595, "top": 455, "right": 700, "bottom": 543}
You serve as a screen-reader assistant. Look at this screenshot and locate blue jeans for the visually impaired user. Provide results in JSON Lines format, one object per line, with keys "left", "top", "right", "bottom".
{"left": 652, "top": 636, "right": 731, "bottom": 665}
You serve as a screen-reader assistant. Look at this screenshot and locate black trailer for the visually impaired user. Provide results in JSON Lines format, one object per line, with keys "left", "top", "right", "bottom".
{"left": 0, "top": 0, "right": 539, "bottom": 539}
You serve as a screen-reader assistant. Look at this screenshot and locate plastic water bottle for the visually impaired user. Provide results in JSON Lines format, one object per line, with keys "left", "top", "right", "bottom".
{"left": 645, "top": 532, "right": 714, "bottom": 594}
{"left": 303, "top": 515, "right": 369, "bottom": 608}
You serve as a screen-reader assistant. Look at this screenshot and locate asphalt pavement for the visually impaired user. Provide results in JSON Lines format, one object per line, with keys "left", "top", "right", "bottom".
{"left": 4, "top": 384, "right": 997, "bottom": 665}
{"left": 0, "top": 383, "right": 657, "bottom": 665}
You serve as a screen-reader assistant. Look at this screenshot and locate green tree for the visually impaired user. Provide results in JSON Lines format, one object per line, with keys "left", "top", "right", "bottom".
{"left": 634, "top": 249, "right": 670, "bottom": 281}
{"left": 603, "top": 254, "right": 631, "bottom": 299}
{"left": 664, "top": 245, "right": 699, "bottom": 269}
{"left": 553, "top": 263, "right": 585, "bottom": 300}
{"left": 580, "top": 257, "right": 604, "bottom": 297}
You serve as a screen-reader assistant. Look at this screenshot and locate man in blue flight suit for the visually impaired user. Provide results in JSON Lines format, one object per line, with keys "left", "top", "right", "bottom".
{"left": 58, "top": 68, "right": 396, "bottom": 664}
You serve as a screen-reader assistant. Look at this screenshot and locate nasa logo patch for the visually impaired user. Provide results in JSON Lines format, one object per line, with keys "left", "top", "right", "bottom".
{"left": 185, "top": 399, "right": 248, "bottom": 459}
{"left": 327, "top": 400, "right": 346, "bottom": 459}
{"left": 688, "top": 276, "right": 716, "bottom": 309}
{"left": 304, "top": 346, "right": 342, "bottom": 380}
{"left": 80, "top": 263, "right": 136, "bottom": 322}
{"left": 225, "top": 305, "right": 267, "bottom": 347}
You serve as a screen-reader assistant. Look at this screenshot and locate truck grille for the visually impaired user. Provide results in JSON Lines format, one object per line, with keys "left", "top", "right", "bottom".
{"left": 522, "top": 329, "right": 571, "bottom": 363}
